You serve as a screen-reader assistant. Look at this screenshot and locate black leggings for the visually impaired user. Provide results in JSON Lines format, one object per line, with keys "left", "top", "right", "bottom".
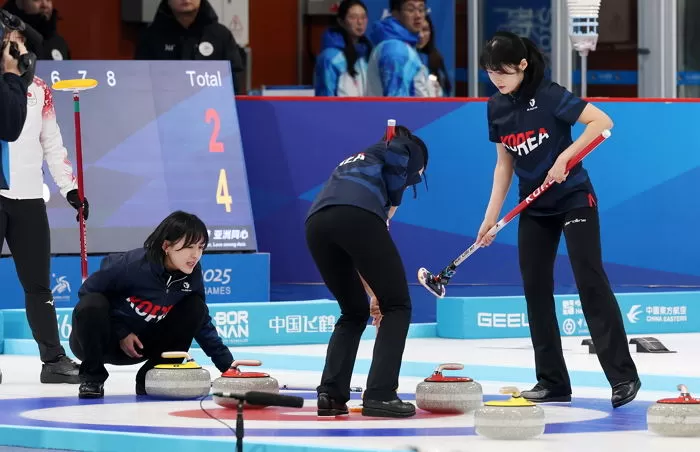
{"left": 305, "top": 205, "right": 412, "bottom": 403}
{"left": 0, "top": 196, "right": 64, "bottom": 362}
{"left": 518, "top": 206, "right": 638, "bottom": 389}
{"left": 69, "top": 292, "right": 208, "bottom": 383}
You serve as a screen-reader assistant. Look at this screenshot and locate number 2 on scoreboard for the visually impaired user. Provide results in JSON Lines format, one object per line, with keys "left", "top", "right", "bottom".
{"left": 217, "top": 169, "right": 233, "bottom": 213}
{"left": 206, "top": 108, "right": 224, "bottom": 153}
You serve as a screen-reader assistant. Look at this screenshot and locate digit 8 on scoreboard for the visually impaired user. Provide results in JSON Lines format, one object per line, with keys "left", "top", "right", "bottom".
{"left": 206, "top": 108, "right": 233, "bottom": 213}
{"left": 50, "top": 70, "right": 117, "bottom": 87}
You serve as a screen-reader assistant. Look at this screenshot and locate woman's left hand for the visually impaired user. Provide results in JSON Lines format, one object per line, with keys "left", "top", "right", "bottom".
{"left": 546, "top": 156, "right": 569, "bottom": 184}
{"left": 370, "top": 296, "right": 382, "bottom": 328}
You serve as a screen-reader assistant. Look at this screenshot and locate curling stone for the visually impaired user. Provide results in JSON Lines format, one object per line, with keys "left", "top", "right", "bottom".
{"left": 415, "top": 363, "right": 482, "bottom": 413}
{"left": 474, "top": 386, "right": 545, "bottom": 440}
{"left": 647, "top": 384, "right": 700, "bottom": 437}
{"left": 144, "top": 351, "right": 211, "bottom": 399}
{"left": 212, "top": 360, "right": 279, "bottom": 409}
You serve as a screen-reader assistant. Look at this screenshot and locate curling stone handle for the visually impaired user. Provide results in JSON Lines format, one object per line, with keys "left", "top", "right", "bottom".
{"left": 231, "top": 359, "right": 262, "bottom": 368}
{"left": 499, "top": 386, "right": 522, "bottom": 398}
{"left": 436, "top": 363, "right": 464, "bottom": 372}
{"left": 161, "top": 351, "right": 192, "bottom": 360}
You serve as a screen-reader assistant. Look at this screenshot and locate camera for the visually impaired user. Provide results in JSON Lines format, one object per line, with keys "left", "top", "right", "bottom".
{"left": 0, "top": 8, "right": 40, "bottom": 86}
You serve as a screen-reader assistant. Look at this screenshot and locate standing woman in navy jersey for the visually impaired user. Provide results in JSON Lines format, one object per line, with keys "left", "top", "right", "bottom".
{"left": 476, "top": 31, "right": 641, "bottom": 408}
{"left": 305, "top": 124, "right": 428, "bottom": 418}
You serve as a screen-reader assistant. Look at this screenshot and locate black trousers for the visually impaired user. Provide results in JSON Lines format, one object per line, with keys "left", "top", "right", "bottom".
{"left": 305, "top": 205, "right": 412, "bottom": 403}
{"left": 518, "top": 206, "right": 638, "bottom": 390}
{"left": 68, "top": 292, "right": 208, "bottom": 383}
{"left": 0, "top": 196, "right": 65, "bottom": 362}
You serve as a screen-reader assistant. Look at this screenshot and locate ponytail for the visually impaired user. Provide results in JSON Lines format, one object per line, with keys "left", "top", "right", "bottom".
{"left": 519, "top": 37, "right": 545, "bottom": 99}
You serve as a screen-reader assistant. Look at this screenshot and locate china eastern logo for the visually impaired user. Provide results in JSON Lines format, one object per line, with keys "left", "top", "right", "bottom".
{"left": 501, "top": 128, "right": 550, "bottom": 156}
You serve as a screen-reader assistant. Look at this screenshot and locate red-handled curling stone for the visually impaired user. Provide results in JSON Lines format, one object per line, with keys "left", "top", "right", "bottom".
{"left": 212, "top": 360, "right": 279, "bottom": 409}
{"left": 647, "top": 384, "right": 700, "bottom": 437}
{"left": 415, "top": 363, "right": 483, "bottom": 413}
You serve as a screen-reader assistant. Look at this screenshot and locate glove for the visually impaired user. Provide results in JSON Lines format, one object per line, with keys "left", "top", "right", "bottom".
{"left": 66, "top": 189, "right": 89, "bottom": 222}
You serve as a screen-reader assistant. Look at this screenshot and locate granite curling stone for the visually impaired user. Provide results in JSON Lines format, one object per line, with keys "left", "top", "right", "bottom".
{"left": 212, "top": 360, "right": 279, "bottom": 409}
{"left": 647, "top": 384, "right": 700, "bottom": 437}
{"left": 144, "top": 351, "right": 211, "bottom": 399}
{"left": 474, "top": 386, "right": 545, "bottom": 440}
{"left": 415, "top": 363, "right": 483, "bottom": 413}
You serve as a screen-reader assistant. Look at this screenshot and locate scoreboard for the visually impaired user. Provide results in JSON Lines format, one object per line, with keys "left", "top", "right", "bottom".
{"left": 10, "top": 60, "right": 258, "bottom": 255}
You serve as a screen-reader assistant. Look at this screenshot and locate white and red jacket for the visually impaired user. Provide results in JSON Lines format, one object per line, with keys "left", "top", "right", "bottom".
{"left": 0, "top": 76, "right": 77, "bottom": 201}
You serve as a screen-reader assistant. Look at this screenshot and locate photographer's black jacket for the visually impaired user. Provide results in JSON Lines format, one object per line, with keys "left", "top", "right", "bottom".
{"left": 0, "top": 72, "right": 28, "bottom": 189}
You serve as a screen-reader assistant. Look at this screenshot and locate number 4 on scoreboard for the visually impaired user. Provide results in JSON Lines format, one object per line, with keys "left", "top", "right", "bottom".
{"left": 217, "top": 169, "right": 233, "bottom": 213}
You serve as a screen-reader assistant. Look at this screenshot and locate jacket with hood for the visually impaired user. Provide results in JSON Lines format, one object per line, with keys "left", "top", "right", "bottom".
{"left": 3, "top": 0, "right": 70, "bottom": 60}
{"left": 306, "top": 136, "right": 426, "bottom": 223}
{"left": 314, "top": 28, "right": 370, "bottom": 97}
{"left": 135, "top": 0, "right": 245, "bottom": 94}
{"left": 78, "top": 247, "right": 234, "bottom": 373}
{"left": 366, "top": 17, "right": 430, "bottom": 97}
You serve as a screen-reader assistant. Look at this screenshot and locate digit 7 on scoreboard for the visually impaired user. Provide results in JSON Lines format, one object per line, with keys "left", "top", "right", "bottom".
{"left": 206, "top": 108, "right": 233, "bottom": 213}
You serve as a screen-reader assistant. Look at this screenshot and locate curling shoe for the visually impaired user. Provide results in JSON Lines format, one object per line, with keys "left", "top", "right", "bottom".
{"left": 317, "top": 393, "right": 349, "bottom": 416}
{"left": 520, "top": 383, "right": 572, "bottom": 403}
{"left": 362, "top": 397, "right": 416, "bottom": 418}
{"left": 612, "top": 378, "right": 641, "bottom": 408}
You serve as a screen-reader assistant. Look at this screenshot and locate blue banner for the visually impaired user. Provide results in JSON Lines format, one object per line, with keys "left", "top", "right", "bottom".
{"left": 437, "top": 292, "right": 700, "bottom": 339}
{"left": 1, "top": 300, "right": 434, "bottom": 348}
{"left": 0, "top": 253, "right": 270, "bottom": 310}
{"left": 237, "top": 98, "right": 700, "bottom": 292}
{"left": 362, "top": 0, "right": 456, "bottom": 95}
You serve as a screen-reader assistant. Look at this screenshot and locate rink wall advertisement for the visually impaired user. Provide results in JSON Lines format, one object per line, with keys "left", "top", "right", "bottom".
{"left": 437, "top": 292, "right": 700, "bottom": 339}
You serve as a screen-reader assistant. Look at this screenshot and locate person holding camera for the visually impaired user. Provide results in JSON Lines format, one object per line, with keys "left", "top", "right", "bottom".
{"left": 0, "top": 9, "right": 80, "bottom": 385}
{"left": 0, "top": 26, "right": 87, "bottom": 385}
{"left": 0, "top": 24, "right": 32, "bottom": 146}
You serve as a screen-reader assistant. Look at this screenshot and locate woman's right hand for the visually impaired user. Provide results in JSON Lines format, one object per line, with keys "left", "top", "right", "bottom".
{"left": 120, "top": 333, "right": 143, "bottom": 358}
{"left": 2, "top": 31, "right": 26, "bottom": 76}
{"left": 477, "top": 218, "right": 497, "bottom": 247}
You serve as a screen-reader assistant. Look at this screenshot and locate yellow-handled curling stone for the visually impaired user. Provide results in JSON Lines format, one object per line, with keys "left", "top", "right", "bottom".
{"left": 415, "top": 363, "right": 483, "bottom": 413}
{"left": 647, "top": 384, "right": 700, "bottom": 437}
{"left": 474, "top": 386, "right": 545, "bottom": 440}
{"left": 212, "top": 360, "right": 279, "bottom": 409}
{"left": 144, "top": 351, "right": 211, "bottom": 399}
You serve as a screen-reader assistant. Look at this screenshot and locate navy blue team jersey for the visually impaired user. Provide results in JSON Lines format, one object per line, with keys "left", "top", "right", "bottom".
{"left": 487, "top": 80, "right": 597, "bottom": 216}
{"left": 306, "top": 136, "right": 425, "bottom": 223}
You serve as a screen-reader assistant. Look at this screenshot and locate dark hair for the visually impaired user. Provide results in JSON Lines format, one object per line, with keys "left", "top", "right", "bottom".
{"left": 382, "top": 124, "right": 429, "bottom": 170}
{"left": 390, "top": 0, "right": 426, "bottom": 12}
{"left": 479, "top": 31, "right": 545, "bottom": 99}
{"left": 333, "top": 0, "right": 373, "bottom": 78}
{"left": 418, "top": 15, "right": 452, "bottom": 95}
{"left": 143, "top": 210, "right": 209, "bottom": 264}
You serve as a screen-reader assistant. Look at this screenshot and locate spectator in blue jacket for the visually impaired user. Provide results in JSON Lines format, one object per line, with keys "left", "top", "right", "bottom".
{"left": 366, "top": 0, "right": 429, "bottom": 96}
{"left": 314, "top": 0, "right": 373, "bottom": 96}
{"left": 69, "top": 211, "right": 234, "bottom": 399}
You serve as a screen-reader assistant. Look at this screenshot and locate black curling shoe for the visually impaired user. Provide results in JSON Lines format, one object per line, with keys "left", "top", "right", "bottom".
{"left": 612, "top": 378, "right": 641, "bottom": 408}
{"left": 78, "top": 381, "right": 104, "bottom": 399}
{"left": 317, "top": 393, "right": 349, "bottom": 416}
{"left": 362, "top": 398, "right": 416, "bottom": 418}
